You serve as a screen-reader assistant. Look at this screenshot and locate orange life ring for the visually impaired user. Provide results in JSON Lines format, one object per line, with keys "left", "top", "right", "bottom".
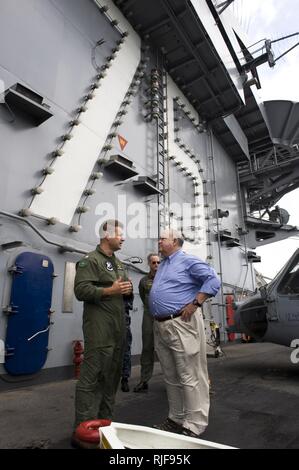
{"left": 75, "top": 419, "right": 112, "bottom": 443}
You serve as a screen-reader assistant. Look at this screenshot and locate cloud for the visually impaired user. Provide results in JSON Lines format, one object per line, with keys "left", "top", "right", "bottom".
{"left": 278, "top": 189, "right": 299, "bottom": 225}
{"left": 247, "top": 0, "right": 278, "bottom": 27}
{"left": 256, "top": 238, "right": 298, "bottom": 278}
{"left": 237, "top": 0, "right": 280, "bottom": 40}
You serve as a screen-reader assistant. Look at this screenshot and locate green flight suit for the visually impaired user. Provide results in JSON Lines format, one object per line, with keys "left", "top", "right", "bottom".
{"left": 138, "top": 274, "right": 155, "bottom": 383}
{"left": 74, "top": 246, "right": 129, "bottom": 427}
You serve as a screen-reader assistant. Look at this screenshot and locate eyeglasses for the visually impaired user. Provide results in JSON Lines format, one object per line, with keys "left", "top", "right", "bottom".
{"left": 151, "top": 261, "right": 160, "bottom": 265}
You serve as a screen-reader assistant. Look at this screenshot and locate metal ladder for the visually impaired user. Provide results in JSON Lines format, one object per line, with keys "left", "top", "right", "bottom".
{"left": 152, "top": 58, "right": 169, "bottom": 237}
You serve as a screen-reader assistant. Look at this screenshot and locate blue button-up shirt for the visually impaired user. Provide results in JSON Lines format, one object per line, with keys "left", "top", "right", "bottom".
{"left": 148, "top": 250, "right": 220, "bottom": 319}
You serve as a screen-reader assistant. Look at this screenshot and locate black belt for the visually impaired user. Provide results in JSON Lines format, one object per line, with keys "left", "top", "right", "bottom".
{"left": 155, "top": 312, "right": 182, "bottom": 322}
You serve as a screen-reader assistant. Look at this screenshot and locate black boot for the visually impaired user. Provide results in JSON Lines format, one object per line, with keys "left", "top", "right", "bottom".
{"left": 121, "top": 378, "right": 130, "bottom": 392}
{"left": 133, "top": 381, "right": 148, "bottom": 393}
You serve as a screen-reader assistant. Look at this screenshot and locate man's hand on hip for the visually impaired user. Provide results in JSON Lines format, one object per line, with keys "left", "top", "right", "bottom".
{"left": 180, "top": 303, "right": 198, "bottom": 322}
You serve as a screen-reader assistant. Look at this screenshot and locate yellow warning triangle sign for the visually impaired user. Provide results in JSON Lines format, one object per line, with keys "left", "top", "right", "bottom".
{"left": 118, "top": 135, "right": 128, "bottom": 151}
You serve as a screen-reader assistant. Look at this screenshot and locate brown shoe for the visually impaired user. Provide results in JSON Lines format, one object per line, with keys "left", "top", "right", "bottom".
{"left": 70, "top": 432, "right": 99, "bottom": 449}
{"left": 181, "top": 426, "right": 205, "bottom": 438}
{"left": 181, "top": 428, "right": 200, "bottom": 438}
{"left": 153, "top": 418, "right": 182, "bottom": 433}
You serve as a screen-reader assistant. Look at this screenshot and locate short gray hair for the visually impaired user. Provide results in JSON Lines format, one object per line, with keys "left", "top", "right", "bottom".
{"left": 161, "top": 228, "right": 184, "bottom": 246}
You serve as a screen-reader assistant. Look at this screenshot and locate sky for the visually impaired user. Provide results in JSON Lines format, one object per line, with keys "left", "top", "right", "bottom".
{"left": 232, "top": 0, "right": 299, "bottom": 279}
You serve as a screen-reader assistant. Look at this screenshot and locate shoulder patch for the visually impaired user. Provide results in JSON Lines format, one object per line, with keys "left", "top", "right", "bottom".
{"left": 78, "top": 260, "right": 88, "bottom": 268}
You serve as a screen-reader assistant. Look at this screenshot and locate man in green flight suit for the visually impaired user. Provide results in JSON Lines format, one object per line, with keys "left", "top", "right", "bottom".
{"left": 72, "top": 219, "right": 132, "bottom": 447}
{"left": 134, "top": 253, "right": 160, "bottom": 393}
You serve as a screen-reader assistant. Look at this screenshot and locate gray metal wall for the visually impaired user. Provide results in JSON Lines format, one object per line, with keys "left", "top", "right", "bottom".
{"left": 0, "top": 0, "right": 254, "bottom": 373}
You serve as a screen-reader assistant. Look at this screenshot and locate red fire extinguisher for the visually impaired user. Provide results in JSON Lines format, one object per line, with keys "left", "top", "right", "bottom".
{"left": 226, "top": 295, "right": 235, "bottom": 342}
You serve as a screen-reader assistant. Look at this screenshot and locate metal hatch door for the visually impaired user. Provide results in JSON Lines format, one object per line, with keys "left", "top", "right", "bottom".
{"left": 266, "top": 249, "right": 299, "bottom": 323}
{"left": 4, "top": 252, "right": 54, "bottom": 375}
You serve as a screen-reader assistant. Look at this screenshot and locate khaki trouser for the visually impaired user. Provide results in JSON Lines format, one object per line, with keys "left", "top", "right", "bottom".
{"left": 154, "top": 308, "right": 209, "bottom": 435}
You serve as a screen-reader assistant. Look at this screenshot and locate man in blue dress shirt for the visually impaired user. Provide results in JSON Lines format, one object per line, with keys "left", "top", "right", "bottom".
{"left": 149, "top": 228, "right": 220, "bottom": 438}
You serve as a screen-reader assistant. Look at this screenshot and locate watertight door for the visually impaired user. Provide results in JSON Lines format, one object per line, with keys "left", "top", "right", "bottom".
{"left": 4, "top": 252, "right": 54, "bottom": 375}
